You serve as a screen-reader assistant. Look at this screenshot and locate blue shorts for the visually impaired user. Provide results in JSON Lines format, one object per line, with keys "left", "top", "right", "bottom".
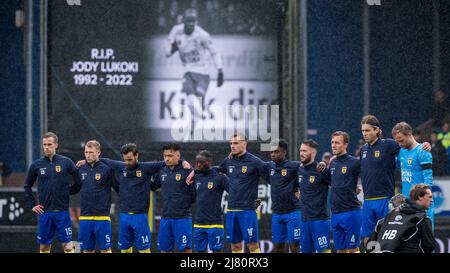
{"left": 331, "top": 209, "right": 362, "bottom": 250}
{"left": 182, "top": 72, "right": 210, "bottom": 96}
{"left": 300, "top": 219, "right": 330, "bottom": 253}
{"left": 37, "top": 210, "right": 72, "bottom": 245}
{"left": 271, "top": 210, "right": 302, "bottom": 244}
{"left": 78, "top": 219, "right": 112, "bottom": 251}
{"left": 193, "top": 225, "right": 224, "bottom": 252}
{"left": 158, "top": 218, "right": 192, "bottom": 252}
{"left": 361, "top": 198, "right": 390, "bottom": 238}
{"left": 226, "top": 210, "right": 258, "bottom": 244}
{"left": 118, "top": 213, "right": 151, "bottom": 251}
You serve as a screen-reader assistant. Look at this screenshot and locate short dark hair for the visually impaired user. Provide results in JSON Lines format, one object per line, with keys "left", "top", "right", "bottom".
{"left": 121, "top": 143, "right": 138, "bottom": 155}
{"left": 270, "top": 139, "right": 288, "bottom": 151}
{"left": 184, "top": 8, "right": 198, "bottom": 17}
{"left": 197, "top": 150, "right": 213, "bottom": 161}
{"left": 42, "top": 132, "right": 58, "bottom": 143}
{"left": 163, "top": 143, "right": 181, "bottom": 151}
{"left": 392, "top": 122, "right": 413, "bottom": 136}
{"left": 302, "top": 139, "right": 319, "bottom": 150}
{"left": 410, "top": 184, "right": 431, "bottom": 201}
{"left": 331, "top": 131, "right": 350, "bottom": 144}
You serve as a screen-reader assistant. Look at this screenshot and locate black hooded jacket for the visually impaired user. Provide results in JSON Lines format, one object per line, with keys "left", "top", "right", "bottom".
{"left": 369, "top": 199, "right": 436, "bottom": 253}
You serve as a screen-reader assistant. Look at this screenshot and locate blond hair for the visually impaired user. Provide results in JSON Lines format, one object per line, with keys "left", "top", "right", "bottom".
{"left": 85, "top": 140, "right": 101, "bottom": 151}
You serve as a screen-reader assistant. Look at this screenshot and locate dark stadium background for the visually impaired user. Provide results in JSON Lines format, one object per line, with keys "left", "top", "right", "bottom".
{"left": 1, "top": 0, "right": 450, "bottom": 253}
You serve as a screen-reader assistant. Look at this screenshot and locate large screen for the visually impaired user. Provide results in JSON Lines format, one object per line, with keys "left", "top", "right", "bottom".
{"left": 48, "top": 0, "right": 281, "bottom": 150}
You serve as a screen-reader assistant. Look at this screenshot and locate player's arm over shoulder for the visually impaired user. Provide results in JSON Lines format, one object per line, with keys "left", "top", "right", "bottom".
{"left": 64, "top": 157, "right": 78, "bottom": 174}
{"left": 418, "top": 145, "right": 433, "bottom": 164}
{"left": 254, "top": 156, "right": 267, "bottom": 178}
{"left": 384, "top": 138, "right": 401, "bottom": 155}
{"left": 418, "top": 146, "right": 433, "bottom": 184}
{"left": 100, "top": 157, "right": 125, "bottom": 171}
{"left": 141, "top": 160, "right": 165, "bottom": 174}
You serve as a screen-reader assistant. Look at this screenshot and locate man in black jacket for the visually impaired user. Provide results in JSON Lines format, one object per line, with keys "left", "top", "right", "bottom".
{"left": 368, "top": 184, "right": 436, "bottom": 253}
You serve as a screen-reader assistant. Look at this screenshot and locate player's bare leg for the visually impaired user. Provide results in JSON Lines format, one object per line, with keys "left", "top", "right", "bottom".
{"left": 195, "top": 244, "right": 223, "bottom": 253}
{"left": 363, "top": 237, "right": 369, "bottom": 250}
{"left": 231, "top": 242, "right": 244, "bottom": 253}
{"left": 336, "top": 249, "right": 348, "bottom": 253}
{"left": 83, "top": 250, "right": 95, "bottom": 253}
{"left": 180, "top": 249, "right": 193, "bottom": 253}
{"left": 62, "top": 241, "right": 74, "bottom": 253}
{"left": 347, "top": 247, "right": 360, "bottom": 253}
{"left": 247, "top": 242, "right": 261, "bottom": 253}
{"left": 273, "top": 243, "right": 286, "bottom": 253}
{"left": 39, "top": 244, "right": 51, "bottom": 253}
{"left": 100, "top": 248, "right": 112, "bottom": 253}
{"left": 289, "top": 243, "right": 300, "bottom": 253}
{"left": 186, "top": 94, "right": 204, "bottom": 140}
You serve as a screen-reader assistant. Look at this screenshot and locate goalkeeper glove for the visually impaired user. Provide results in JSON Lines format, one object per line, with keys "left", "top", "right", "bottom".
{"left": 217, "top": 69, "right": 224, "bottom": 87}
